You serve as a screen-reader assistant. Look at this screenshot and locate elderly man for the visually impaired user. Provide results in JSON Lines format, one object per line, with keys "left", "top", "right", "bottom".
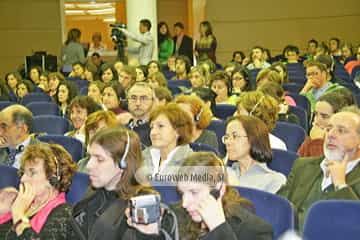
{"left": 0, "top": 104, "right": 39, "bottom": 168}
{"left": 278, "top": 107, "right": 360, "bottom": 230}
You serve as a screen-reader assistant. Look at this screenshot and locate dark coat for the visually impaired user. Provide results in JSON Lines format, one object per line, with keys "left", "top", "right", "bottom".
{"left": 163, "top": 203, "right": 273, "bottom": 240}
{"left": 173, "top": 35, "right": 193, "bottom": 65}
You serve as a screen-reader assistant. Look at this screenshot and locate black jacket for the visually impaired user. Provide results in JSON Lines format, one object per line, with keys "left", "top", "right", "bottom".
{"left": 173, "top": 35, "right": 193, "bottom": 65}
{"left": 70, "top": 188, "right": 169, "bottom": 240}
{"left": 163, "top": 203, "right": 273, "bottom": 240}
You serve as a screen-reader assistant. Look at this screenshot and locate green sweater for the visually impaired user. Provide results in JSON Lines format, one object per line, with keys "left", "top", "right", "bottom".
{"left": 301, "top": 82, "right": 344, "bottom": 112}
{"left": 158, "top": 38, "right": 174, "bottom": 64}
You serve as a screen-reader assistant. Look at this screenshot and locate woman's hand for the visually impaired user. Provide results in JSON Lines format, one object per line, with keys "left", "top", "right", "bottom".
{"left": 0, "top": 187, "right": 18, "bottom": 215}
{"left": 125, "top": 208, "right": 160, "bottom": 235}
{"left": 196, "top": 194, "right": 226, "bottom": 231}
{"left": 11, "top": 183, "right": 35, "bottom": 223}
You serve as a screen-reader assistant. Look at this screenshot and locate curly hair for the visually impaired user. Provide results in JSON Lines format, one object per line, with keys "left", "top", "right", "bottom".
{"left": 236, "top": 91, "right": 279, "bottom": 131}
{"left": 20, "top": 143, "right": 77, "bottom": 192}
{"left": 175, "top": 94, "right": 212, "bottom": 129}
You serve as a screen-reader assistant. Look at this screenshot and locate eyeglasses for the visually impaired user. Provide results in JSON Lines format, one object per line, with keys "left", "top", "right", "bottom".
{"left": 221, "top": 133, "right": 247, "bottom": 143}
{"left": 127, "top": 95, "right": 153, "bottom": 102}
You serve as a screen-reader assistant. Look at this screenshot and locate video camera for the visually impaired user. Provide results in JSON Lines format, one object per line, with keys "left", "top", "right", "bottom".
{"left": 130, "top": 194, "right": 161, "bottom": 225}
{"left": 110, "top": 23, "right": 127, "bottom": 61}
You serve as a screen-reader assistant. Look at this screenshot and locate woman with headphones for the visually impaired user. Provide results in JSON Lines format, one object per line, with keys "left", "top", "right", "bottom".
{"left": 70, "top": 127, "right": 175, "bottom": 239}
{"left": 175, "top": 95, "right": 218, "bottom": 152}
{"left": 0, "top": 143, "right": 77, "bottom": 239}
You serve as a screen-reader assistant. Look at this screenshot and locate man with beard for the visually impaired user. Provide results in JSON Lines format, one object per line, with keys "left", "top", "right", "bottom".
{"left": 278, "top": 108, "right": 360, "bottom": 231}
{"left": 125, "top": 82, "right": 154, "bottom": 148}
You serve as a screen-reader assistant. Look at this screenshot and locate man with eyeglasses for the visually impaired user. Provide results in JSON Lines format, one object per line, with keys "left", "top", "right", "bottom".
{"left": 300, "top": 60, "right": 344, "bottom": 112}
{"left": 124, "top": 82, "right": 154, "bottom": 147}
{"left": 0, "top": 105, "right": 39, "bottom": 168}
{"left": 278, "top": 107, "right": 360, "bottom": 231}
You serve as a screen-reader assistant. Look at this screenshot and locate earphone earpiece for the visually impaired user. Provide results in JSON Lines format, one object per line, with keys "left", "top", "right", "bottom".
{"left": 49, "top": 157, "right": 61, "bottom": 188}
{"left": 119, "top": 131, "right": 130, "bottom": 169}
{"left": 194, "top": 108, "right": 203, "bottom": 122}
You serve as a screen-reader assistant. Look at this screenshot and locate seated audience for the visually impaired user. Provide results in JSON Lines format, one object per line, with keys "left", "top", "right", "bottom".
{"left": 246, "top": 46, "right": 271, "bottom": 70}
{"left": 99, "top": 63, "right": 118, "bottom": 84}
{"left": 231, "top": 66, "right": 251, "bottom": 95}
{"left": 0, "top": 143, "right": 77, "bottom": 239}
{"left": 102, "top": 82, "right": 126, "bottom": 115}
{"left": 224, "top": 115, "right": 286, "bottom": 193}
{"left": 70, "top": 127, "right": 173, "bottom": 239}
{"left": 48, "top": 72, "right": 64, "bottom": 98}
{"left": 77, "top": 110, "right": 118, "bottom": 172}
{"left": 298, "top": 89, "right": 355, "bottom": 157}
{"left": 300, "top": 61, "right": 344, "bottom": 112}
{"left": 65, "top": 96, "right": 102, "bottom": 144}
{"left": 173, "top": 151, "right": 273, "bottom": 239}
{"left": 118, "top": 65, "right": 137, "bottom": 90}
{"left": 153, "top": 86, "right": 173, "bottom": 107}
{"left": 142, "top": 103, "right": 193, "bottom": 176}
{"left": 188, "top": 66, "right": 208, "bottom": 89}
{"left": 135, "top": 65, "right": 147, "bottom": 82}
{"left": 210, "top": 71, "right": 238, "bottom": 105}
{"left": 147, "top": 72, "right": 168, "bottom": 89}
{"left": 16, "top": 80, "right": 35, "bottom": 101}
{"left": 172, "top": 55, "right": 191, "bottom": 80}
{"left": 55, "top": 81, "right": 79, "bottom": 117}
{"left": 175, "top": 95, "right": 218, "bottom": 151}
{"left": 87, "top": 80, "right": 105, "bottom": 106}
{"left": 278, "top": 108, "right": 360, "bottom": 230}
{"left": 147, "top": 60, "right": 161, "bottom": 76}
{"left": 236, "top": 91, "right": 287, "bottom": 150}
{"left": 0, "top": 105, "right": 40, "bottom": 168}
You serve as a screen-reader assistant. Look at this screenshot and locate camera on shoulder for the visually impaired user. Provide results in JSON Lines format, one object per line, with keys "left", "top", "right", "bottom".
{"left": 130, "top": 194, "right": 161, "bottom": 225}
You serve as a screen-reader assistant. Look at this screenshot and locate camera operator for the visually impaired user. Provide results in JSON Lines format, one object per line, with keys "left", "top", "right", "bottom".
{"left": 69, "top": 127, "right": 176, "bottom": 240}
{"left": 118, "top": 19, "right": 154, "bottom": 65}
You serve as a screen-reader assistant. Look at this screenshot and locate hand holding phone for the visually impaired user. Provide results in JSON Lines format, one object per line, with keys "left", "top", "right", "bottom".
{"left": 195, "top": 188, "right": 225, "bottom": 231}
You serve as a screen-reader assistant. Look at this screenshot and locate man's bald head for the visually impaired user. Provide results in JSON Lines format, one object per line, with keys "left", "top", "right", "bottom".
{"left": 0, "top": 104, "right": 33, "bottom": 135}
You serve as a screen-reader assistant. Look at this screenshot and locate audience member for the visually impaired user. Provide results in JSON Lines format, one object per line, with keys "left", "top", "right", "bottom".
{"left": 99, "top": 63, "right": 118, "bottom": 84}
{"left": 236, "top": 91, "right": 286, "bottom": 150}
{"left": 231, "top": 66, "right": 251, "bottom": 95}
{"left": 246, "top": 46, "right": 271, "bottom": 70}
{"left": 48, "top": 72, "right": 64, "bottom": 98}
{"left": 301, "top": 61, "right": 344, "bottom": 112}
{"left": 189, "top": 66, "right": 207, "bottom": 89}
{"left": 102, "top": 82, "right": 126, "bottom": 115}
{"left": 0, "top": 105, "right": 38, "bottom": 168}
{"left": 55, "top": 81, "right": 79, "bottom": 117}
{"left": 65, "top": 96, "right": 101, "bottom": 144}
{"left": 147, "top": 60, "right": 161, "bottom": 76}
{"left": 298, "top": 89, "right": 355, "bottom": 157}
{"left": 118, "top": 65, "right": 136, "bottom": 90}
{"left": 135, "top": 65, "right": 147, "bottom": 82}
{"left": 147, "top": 72, "right": 167, "bottom": 89}
{"left": 278, "top": 109, "right": 360, "bottom": 230}
{"left": 174, "top": 151, "right": 273, "bottom": 239}
{"left": 0, "top": 143, "right": 77, "bottom": 239}
{"left": 29, "top": 66, "right": 42, "bottom": 85}
{"left": 142, "top": 103, "right": 193, "bottom": 176}
{"left": 88, "top": 32, "right": 107, "bottom": 54}
{"left": 77, "top": 110, "right": 118, "bottom": 172}
{"left": 210, "top": 71, "right": 238, "bottom": 105}
{"left": 70, "top": 127, "right": 171, "bottom": 239}
{"left": 123, "top": 82, "right": 155, "bottom": 148}
{"left": 232, "top": 50, "right": 246, "bottom": 65}
{"left": 175, "top": 95, "right": 218, "bottom": 151}
{"left": 87, "top": 80, "right": 105, "bottom": 105}
{"left": 173, "top": 55, "right": 191, "bottom": 80}
{"left": 224, "top": 115, "right": 286, "bottom": 193}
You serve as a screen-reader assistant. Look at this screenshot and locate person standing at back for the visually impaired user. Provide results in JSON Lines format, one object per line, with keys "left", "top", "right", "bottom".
{"left": 61, "top": 28, "right": 86, "bottom": 70}
{"left": 173, "top": 22, "right": 194, "bottom": 65}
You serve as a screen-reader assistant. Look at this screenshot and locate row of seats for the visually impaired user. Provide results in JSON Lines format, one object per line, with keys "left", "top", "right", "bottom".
{"left": 2, "top": 163, "right": 357, "bottom": 240}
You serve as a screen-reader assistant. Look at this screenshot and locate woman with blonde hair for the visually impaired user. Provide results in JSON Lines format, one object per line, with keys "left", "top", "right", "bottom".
{"left": 175, "top": 95, "right": 218, "bottom": 151}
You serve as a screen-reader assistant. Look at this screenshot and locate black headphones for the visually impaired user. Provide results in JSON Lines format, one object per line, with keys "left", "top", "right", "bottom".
{"left": 128, "top": 119, "right": 145, "bottom": 130}
{"left": 119, "top": 131, "right": 131, "bottom": 169}
{"left": 49, "top": 156, "right": 61, "bottom": 188}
